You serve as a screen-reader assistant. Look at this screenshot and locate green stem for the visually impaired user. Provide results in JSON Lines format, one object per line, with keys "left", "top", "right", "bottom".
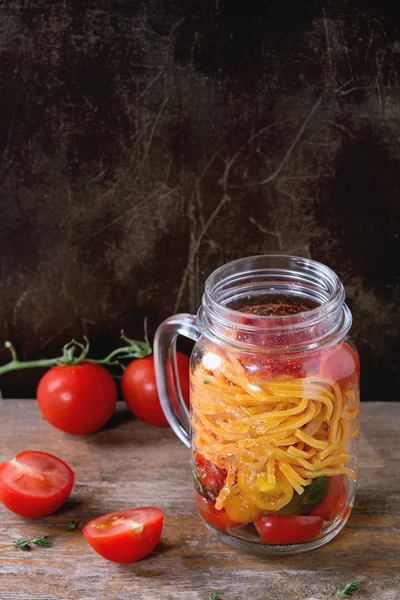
{"left": 0, "top": 340, "right": 86, "bottom": 378}
{"left": 0, "top": 325, "right": 152, "bottom": 382}
{"left": 0, "top": 356, "right": 60, "bottom": 377}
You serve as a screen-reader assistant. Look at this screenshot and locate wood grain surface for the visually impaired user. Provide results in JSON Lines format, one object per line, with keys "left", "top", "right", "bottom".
{"left": 0, "top": 401, "right": 398, "bottom": 600}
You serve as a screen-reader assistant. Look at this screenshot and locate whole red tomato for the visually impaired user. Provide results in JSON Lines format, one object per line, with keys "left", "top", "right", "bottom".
{"left": 121, "top": 353, "right": 190, "bottom": 427}
{"left": 37, "top": 362, "right": 117, "bottom": 434}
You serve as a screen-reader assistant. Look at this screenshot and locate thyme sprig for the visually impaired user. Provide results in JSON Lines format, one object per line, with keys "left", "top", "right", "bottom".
{"left": 337, "top": 580, "right": 360, "bottom": 598}
{"left": 0, "top": 535, "right": 49, "bottom": 551}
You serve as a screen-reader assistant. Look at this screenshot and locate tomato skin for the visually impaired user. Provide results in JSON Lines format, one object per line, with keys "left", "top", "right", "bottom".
{"left": 121, "top": 353, "right": 190, "bottom": 427}
{"left": 0, "top": 451, "right": 74, "bottom": 518}
{"left": 37, "top": 362, "right": 117, "bottom": 435}
{"left": 311, "top": 476, "right": 347, "bottom": 521}
{"left": 195, "top": 452, "right": 227, "bottom": 493}
{"left": 254, "top": 515, "right": 323, "bottom": 545}
{"left": 319, "top": 343, "right": 360, "bottom": 389}
{"left": 224, "top": 492, "right": 263, "bottom": 524}
{"left": 194, "top": 492, "right": 240, "bottom": 531}
{"left": 83, "top": 507, "right": 164, "bottom": 563}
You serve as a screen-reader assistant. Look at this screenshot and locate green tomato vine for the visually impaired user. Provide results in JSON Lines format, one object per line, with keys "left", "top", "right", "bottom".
{"left": 0, "top": 328, "right": 152, "bottom": 381}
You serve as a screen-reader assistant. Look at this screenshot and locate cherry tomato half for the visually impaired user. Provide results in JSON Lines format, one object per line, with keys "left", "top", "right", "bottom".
{"left": 224, "top": 492, "right": 263, "bottom": 524}
{"left": 194, "top": 492, "right": 240, "bottom": 531}
{"left": 0, "top": 451, "right": 74, "bottom": 518}
{"left": 195, "top": 452, "right": 227, "bottom": 493}
{"left": 238, "top": 469, "right": 293, "bottom": 511}
{"left": 83, "top": 507, "right": 164, "bottom": 563}
{"left": 37, "top": 362, "right": 117, "bottom": 435}
{"left": 319, "top": 343, "right": 360, "bottom": 388}
{"left": 121, "top": 353, "right": 190, "bottom": 427}
{"left": 254, "top": 515, "right": 323, "bottom": 545}
{"left": 311, "top": 476, "right": 347, "bottom": 521}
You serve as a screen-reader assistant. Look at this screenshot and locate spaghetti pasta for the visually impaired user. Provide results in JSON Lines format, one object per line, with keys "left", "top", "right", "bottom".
{"left": 191, "top": 345, "right": 359, "bottom": 511}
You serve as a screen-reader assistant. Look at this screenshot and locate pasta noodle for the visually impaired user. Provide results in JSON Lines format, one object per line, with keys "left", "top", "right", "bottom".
{"left": 191, "top": 346, "right": 359, "bottom": 509}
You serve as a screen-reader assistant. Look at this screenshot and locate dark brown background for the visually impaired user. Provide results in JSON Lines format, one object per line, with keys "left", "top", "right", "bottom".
{"left": 0, "top": 0, "right": 399, "bottom": 400}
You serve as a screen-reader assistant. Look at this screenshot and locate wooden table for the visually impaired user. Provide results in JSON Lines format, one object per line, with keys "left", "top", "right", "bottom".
{"left": 0, "top": 401, "right": 398, "bottom": 600}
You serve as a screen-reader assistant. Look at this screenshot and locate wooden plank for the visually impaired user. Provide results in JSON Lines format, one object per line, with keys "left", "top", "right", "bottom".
{"left": 0, "top": 401, "right": 399, "bottom": 600}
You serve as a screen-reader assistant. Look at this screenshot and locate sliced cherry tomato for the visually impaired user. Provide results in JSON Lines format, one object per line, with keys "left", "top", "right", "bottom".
{"left": 320, "top": 343, "right": 359, "bottom": 388}
{"left": 37, "top": 362, "right": 117, "bottom": 435}
{"left": 83, "top": 507, "right": 164, "bottom": 563}
{"left": 301, "top": 353, "right": 324, "bottom": 377}
{"left": 195, "top": 452, "right": 227, "bottom": 493}
{"left": 238, "top": 469, "right": 293, "bottom": 511}
{"left": 224, "top": 492, "right": 263, "bottom": 524}
{"left": 121, "top": 353, "right": 190, "bottom": 427}
{"left": 254, "top": 515, "right": 323, "bottom": 545}
{"left": 194, "top": 492, "right": 240, "bottom": 531}
{"left": 0, "top": 451, "right": 74, "bottom": 517}
{"left": 311, "top": 476, "right": 347, "bottom": 521}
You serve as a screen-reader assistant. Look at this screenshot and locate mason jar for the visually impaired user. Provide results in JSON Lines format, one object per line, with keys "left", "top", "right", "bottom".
{"left": 154, "top": 255, "right": 360, "bottom": 554}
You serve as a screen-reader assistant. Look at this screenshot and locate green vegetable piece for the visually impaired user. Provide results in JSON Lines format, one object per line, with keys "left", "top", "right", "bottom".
{"left": 302, "top": 476, "right": 329, "bottom": 505}
{"left": 276, "top": 493, "right": 304, "bottom": 515}
{"left": 209, "top": 594, "right": 221, "bottom": 600}
{"left": 277, "top": 477, "right": 329, "bottom": 515}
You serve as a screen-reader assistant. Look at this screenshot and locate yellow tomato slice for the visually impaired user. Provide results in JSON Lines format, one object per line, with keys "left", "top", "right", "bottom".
{"left": 224, "top": 492, "right": 264, "bottom": 524}
{"left": 238, "top": 468, "right": 293, "bottom": 511}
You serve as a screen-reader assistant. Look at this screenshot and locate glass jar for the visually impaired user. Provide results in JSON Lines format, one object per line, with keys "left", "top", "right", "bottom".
{"left": 154, "top": 255, "right": 360, "bottom": 554}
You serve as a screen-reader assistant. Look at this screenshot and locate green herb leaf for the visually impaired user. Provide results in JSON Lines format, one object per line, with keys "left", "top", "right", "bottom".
{"left": 208, "top": 594, "right": 221, "bottom": 600}
{"left": 31, "top": 536, "right": 49, "bottom": 547}
{"left": 337, "top": 580, "right": 360, "bottom": 598}
{"left": 13, "top": 538, "right": 31, "bottom": 551}
{"left": 277, "top": 476, "right": 329, "bottom": 515}
{"left": 203, "top": 380, "right": 211, "bottom": 385}
{"left": 10, "top": 536, "right": 49, "bottom": 551}
{"left": 302, "top": 476, "right": 329, "bottom": 505}
{"left": 66, "top": 521, "right": 80, "bottom": 531}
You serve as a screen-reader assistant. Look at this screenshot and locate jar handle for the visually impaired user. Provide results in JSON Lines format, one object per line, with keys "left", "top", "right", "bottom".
{"left": 154, "top": 313, "right": 200, "bottom": 448}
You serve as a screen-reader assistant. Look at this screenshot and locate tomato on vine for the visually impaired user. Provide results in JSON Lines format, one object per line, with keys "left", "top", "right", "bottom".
{"left": 0, "top": 331, "right": 155, "bottom": 434}
{"left": 121, "top": 352, "right": 190, "bottom": 428}
{"left": 37, "top": 362, "right": 117, "bottom": 435}
{"left": 0, "top": 324, "right": 189, "bottom": 431}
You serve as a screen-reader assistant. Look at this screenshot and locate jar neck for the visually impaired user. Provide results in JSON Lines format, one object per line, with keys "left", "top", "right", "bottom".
{"left": 197, "top": 255, "right": 352, "bottom": 354}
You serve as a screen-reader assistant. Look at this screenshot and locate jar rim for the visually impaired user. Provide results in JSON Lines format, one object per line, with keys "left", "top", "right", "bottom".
{"left": 198, "top": 254, "right": 352, "bottom": 353}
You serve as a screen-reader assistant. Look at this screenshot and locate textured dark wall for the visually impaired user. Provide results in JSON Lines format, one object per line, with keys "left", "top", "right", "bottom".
{"left": 0, "top": 1, "right": 399, "bottom": 400}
